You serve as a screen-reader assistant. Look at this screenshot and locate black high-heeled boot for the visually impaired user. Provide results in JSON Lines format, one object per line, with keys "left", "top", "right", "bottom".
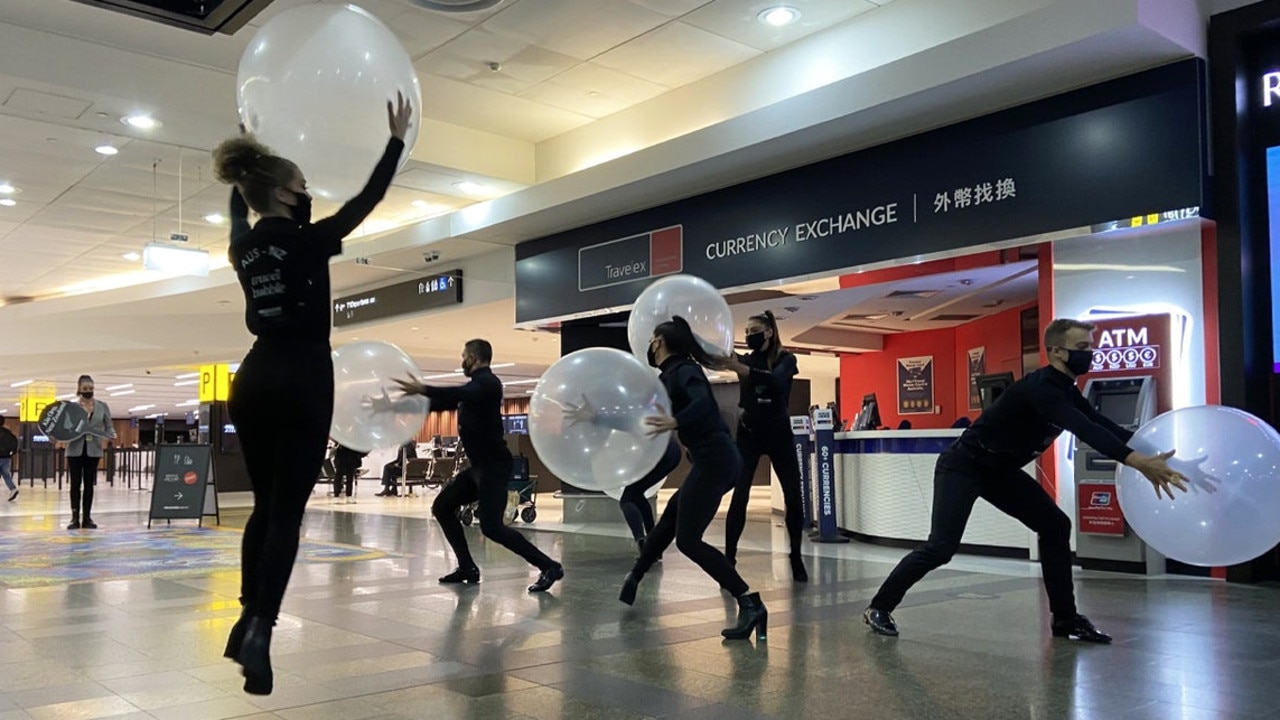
{"left": 721, "top": 592, "right": 767, "bottom": 641}
{"left": 223, "top": 610, "right": 249, "bottom": 660}
{"left": 619, "top": 572, "right": 641, "bottom": 606}
{"left": 790, "top": 554, "right": 808, "bottom": 583}
{"left": 235, "top": 616, "right": 274, "bottom": 695}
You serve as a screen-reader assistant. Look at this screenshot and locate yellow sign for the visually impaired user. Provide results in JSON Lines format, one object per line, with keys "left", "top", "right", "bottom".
{"left": 19, "top": 383, "right": 57, "bottom": 423}
{"left": 198, "top": 364, "right": 232, "bottom": 403}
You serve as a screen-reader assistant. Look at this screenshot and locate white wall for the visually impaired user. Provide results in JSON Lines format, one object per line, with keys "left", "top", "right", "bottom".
{"left": 1050, "top": 220, "right": 1207, "bottom": 533}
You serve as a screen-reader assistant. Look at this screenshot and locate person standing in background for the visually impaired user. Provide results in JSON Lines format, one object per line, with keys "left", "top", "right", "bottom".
{"left": 64, "top": 375, "right": 116, "bottom": 529}
{"left": 0, "top": 415, "right": 18, "bottom": 502}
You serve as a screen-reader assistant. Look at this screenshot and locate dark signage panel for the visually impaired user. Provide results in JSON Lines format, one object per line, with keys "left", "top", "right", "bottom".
{"left": 148, "top": 444, "right": 217, "bottom": 526}
{"left": 515, "top": 60, "right": 1206, "bottom": 324}
{"left": 333, "top": 270, "right": 463, "bottom": 327}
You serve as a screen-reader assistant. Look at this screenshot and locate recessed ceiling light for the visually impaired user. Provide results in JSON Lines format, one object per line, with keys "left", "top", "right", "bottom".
{"left": 0, "top": 183, "right": 15, "bottom": 194}
{"left": 452, "top": 180, "right": 484, "bottom": 194}
{"left": 95, "top": 144, "right": 119, "bottom": 156}
{"left": 123, "top": 251, "right": 141, "bottom": 261}
{"left": 204, "top": 213, "right": 225, "bottom": 224}
{"left": 0, "top": 199, "right": 14, "bottom": 207}
{"left": 123, "top": 115, "right": 160, "bottom": 130}
{"left": 757, "top": 6, "right": 800, "bottom": 26}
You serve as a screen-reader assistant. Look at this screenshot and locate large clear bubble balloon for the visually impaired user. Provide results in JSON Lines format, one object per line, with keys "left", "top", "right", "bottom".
{"left": 627, "top": 274, "right": 733, "bottom": 361}
{"left": 331, "top": 341, "right": 429, "bottom": 453}
{"left": 236, "top": 3, "right": 421, "bottom": 201}
{"left": 529, "top": 348, "right": 672, "bottom": 493}
{"left": 1117, "top": 405, "right": 1280, "bottom": 567}
{"left": 603, "top": 482, "right": 663, "bottom": 502}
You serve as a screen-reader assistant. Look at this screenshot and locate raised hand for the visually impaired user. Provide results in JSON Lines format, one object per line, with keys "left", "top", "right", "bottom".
{"left": 387, "top": 91, "right": 413, "bottom": 141}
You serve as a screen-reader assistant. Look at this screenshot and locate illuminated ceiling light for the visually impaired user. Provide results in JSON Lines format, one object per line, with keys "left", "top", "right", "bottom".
{"left": 105, "top": 383, "right": 133, "bottom": 392}
{"left": 0, "top": 183, "right": 16, "bottom": 194}
{"left": 110, "top": 389, "right": 136, "bottom": 397}
{"left": 95, "top": 144, "right": 119, "bottom": 156}
{"left": 176, "top": 372, "right": 200, "bottom": 379}
{"left": 757, "top": 6, "right": 800, "bottom": 26}
{"left": 452, "top": 180, "right": 484, "bottom": 194}
{"left": 123, "top": 115, "right": 160, "bottom": 130}
{"left": 0, "top": 199, "right": 14, "bottom": 207}
{"left": 122, "top": 251, "right": 141, "bottom": 261}
{"left": 143, "top": 242, "right": 210, "bottom": 277}
{"left": 9, "top": 380, "right": 33, "bottom": 388}
{"left": 204, "top": 213, "right": 225, "bottom": 224}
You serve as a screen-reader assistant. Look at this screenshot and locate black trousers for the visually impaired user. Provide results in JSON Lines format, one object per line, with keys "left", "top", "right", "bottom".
{"left": 381, "top": 461, "right": 402, "bottom": 490}
{"left": 633, "top": 436, "right": 748, "bottom": 597}
{"left": 228, "top": 341, "right": 333, "bottom": 622}
{"left": 67, "top": 454, "right": 99, "bottom": 518}
{"left": 869, "top": 449, "right": 1077, "bottom": 617}
{"left": 334, "top": 465, "right": 357, "bottom": 497}
{"left": 725, "top": 418, "right": 805, "bottom": 560}
{"left": 619, "top": 439, "right": 682, "bottom": 542}
{"left": 432, "top": 456, "right": 556, "bottom": 572}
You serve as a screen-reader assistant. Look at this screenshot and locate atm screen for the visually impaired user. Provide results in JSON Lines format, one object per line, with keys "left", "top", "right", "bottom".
{"left": 1096, "top": 392, "right": 1139, "bottom": 424}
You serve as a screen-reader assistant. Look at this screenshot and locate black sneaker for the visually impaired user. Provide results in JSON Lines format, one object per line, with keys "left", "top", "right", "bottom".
{"left": 439, "top": 567, "right": 480, "bottom": 585}
{"left": 528, "top": 564, "right": 564, "bottom": 593}
{"left": 863, "top": 607, "right": 899, "bottom": 637}
{"left": 7, "top": 489, "right": 17, "bottom": 502}
{"left": 1051, "top": 614, "right": 1112, "bottom": 644}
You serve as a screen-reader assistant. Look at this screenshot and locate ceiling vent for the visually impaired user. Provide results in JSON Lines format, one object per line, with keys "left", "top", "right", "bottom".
{"left": 885, "top": 289, "right": 941, "bottom": 299}
{"left": 69, "top": 0, "right": 277, "bottom": 35}
{"left": 410, "top": 0, "right": 505, "bottom": 12}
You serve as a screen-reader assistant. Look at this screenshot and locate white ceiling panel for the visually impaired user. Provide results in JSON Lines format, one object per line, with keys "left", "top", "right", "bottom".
{"left": 683, "top": 0, "right": 878, "bottom": 51}
{"left": 628, "top": 0, "right": 717, "bottom": 16}
{"left": 419, "top": 27, "right": 580, "bottom": 94}
{"left": 28, "top": 205, "right": 152, "bottom": 233}
{"left": 414, "top": 74, "right": 593, "bottom": 141}
{"left": 593, "top": 21, "right": 761, "bottom": 87}
{"left": 481, "top": 0, "right": 670, "bottom": 60}
{"left": 519, "top": 62, "right": 668, "bottom": 117}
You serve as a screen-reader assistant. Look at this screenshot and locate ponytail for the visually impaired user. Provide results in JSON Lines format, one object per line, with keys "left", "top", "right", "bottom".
{"left": 654, "top": 315, "right": 717, "bottom": 370}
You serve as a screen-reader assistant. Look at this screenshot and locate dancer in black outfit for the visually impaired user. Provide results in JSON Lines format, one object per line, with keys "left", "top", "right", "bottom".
{"left": 619, "top": 316, "right": 767, "bottom": 641}
{"left": 212, "top": 93, "right": 412, "bottom": 695}
{"left": 719, "top": 310, "right": 808, "bottom": 581}
{"left": 395, "top": 340, "right": 565, "bottom": 593}
{"left": 863, "top": 319, "right": 1189, "bottom": 643}
{"left": 619, "top": 440, "right": 682, "bottom": 553}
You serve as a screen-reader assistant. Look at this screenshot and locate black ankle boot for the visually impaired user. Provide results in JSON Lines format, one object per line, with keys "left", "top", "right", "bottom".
{"left": 790, "top": 554, "right": 808, "bottom": 583}
{"left": 619, "top": 572, "right": 640, "bottom": 606}
{"left": 722, "top": 592, "right": 767, "bottom": 641}
{"left": 236, "top": 616, "right": 274, "bottom": 695}
{"left": 223, "top": 611, "right": 249, "bottom": 660}
{"left": 67, "top": 513, "right": 80, "bottom": 530}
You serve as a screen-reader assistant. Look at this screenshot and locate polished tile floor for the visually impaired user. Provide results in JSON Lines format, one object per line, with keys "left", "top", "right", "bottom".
{"left": 2, "top": 477, "right": 1278, "bottom": 719}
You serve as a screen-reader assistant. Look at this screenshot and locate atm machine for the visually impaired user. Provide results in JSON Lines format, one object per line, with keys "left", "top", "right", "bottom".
{"left": 1074, "top": 376, "right": 1162, "bottom": 573}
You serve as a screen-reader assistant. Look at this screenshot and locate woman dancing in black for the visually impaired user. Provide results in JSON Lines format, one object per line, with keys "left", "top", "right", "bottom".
{"left": 212, "top": 94, "right": 412, "bottom": 695}
{"left": 619, "top": 316, "right": 767, "bottom": 641}
{"left": 720, "top": 310, "right": 808, "bottom": 581}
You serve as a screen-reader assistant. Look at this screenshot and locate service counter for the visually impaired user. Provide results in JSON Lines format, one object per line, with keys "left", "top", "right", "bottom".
{"left": 816, "top": 429, "right": 1035, "bottom": 555}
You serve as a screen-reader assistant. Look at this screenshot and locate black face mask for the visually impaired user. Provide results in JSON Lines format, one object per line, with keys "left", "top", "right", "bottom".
{"left": 746, "top": 331, "right": 767, "bottom": 353}
{"left": 1063, "top": 349, "right": 1095, "bottom": 376}
{"left": 80, "top": 391, "right": 94, "bottom": 399}
{"left": 290, "top": 191, "right": 312, "bottom": 225}
{"left": 646, "top": 341, "right": 659, "bottom": 368}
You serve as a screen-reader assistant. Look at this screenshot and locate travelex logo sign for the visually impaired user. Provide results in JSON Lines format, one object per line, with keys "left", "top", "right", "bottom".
{"left": 578, "top": 225, "right": 683, "bottom": 291}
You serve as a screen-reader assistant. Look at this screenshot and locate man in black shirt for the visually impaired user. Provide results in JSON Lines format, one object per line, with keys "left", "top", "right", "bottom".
{"left": 863, "top": 319, "right": 1188, "bottom": 643}
{"left": 396, "top": 339, "right": 564, "bottom": 593}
